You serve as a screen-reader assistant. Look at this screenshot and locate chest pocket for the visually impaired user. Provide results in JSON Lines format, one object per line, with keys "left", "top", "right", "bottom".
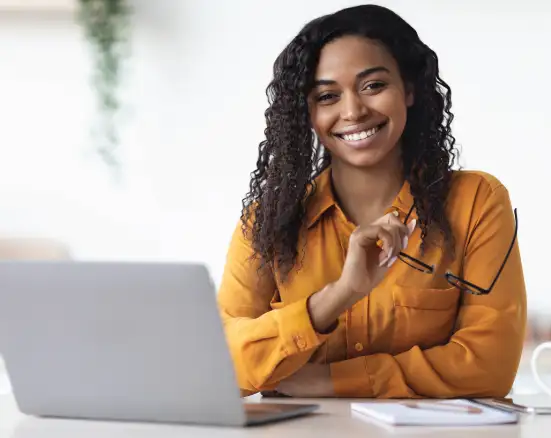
{"left": 391, "top": 284, "right": 460, "bottom": 354}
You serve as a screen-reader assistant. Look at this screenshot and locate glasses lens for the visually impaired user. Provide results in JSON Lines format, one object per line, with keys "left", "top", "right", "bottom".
{"left": 447, "top": 276, "right": 486, "bottom": 295}
{"left": 398, "top": 254, "right": 432, "bottom": 274}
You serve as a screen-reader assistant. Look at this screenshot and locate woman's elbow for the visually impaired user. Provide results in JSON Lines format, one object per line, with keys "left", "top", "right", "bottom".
{"left": 473, "top": 363, "right": 518, "bottom": 398}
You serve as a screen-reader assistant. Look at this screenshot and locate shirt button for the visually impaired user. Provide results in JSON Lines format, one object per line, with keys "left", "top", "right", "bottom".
{"left": 355, "top": 342, "right": 364, "bottom": 352}
{"left": 296, "top": 337, "right": 307, "bottom": 350}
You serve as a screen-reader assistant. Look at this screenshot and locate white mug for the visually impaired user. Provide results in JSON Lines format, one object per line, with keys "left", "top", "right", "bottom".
{"left": 531, "top": 341, "right": 551, "bottom": 396}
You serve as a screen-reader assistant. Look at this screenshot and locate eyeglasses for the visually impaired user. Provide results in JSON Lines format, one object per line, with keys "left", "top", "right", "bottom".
{"left": 397, "top": 205, "right": 518, "bottom": 296}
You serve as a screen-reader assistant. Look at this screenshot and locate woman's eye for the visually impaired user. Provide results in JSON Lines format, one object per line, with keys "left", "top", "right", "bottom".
{"left": 363, "top": 82, "right": 386, "bottom": 91}
{"left": 317, "top": 93, "right": 336, "bottom": 103}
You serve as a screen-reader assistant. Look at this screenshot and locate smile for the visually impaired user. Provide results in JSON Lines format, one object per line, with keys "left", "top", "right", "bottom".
{"left": 335, "top": 122, "right": 387, "bottom": 140}
{"left": 334, "top": 122, "right": 387, "bottom": 148}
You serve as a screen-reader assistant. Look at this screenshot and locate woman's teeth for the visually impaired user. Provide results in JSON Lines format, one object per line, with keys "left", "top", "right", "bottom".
{"left": 340, "top": 125, "right": 382, "bottom": 141}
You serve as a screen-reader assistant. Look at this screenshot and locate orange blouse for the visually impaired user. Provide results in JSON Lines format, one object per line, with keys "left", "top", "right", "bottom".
{"left": 217, "top": 168, "right": 526, "bottom": 398}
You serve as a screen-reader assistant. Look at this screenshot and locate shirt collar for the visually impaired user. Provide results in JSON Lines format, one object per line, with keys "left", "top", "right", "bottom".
{"left": 305, "top": 167, "right": 335, "bottom": 228}
{"left": 306, "top": 166, "right": 417, "bottom": 229}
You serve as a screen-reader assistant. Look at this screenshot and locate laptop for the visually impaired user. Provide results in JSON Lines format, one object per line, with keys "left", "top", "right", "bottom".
{"left": 0, "top": 261, "right": 319, "bottom": 426}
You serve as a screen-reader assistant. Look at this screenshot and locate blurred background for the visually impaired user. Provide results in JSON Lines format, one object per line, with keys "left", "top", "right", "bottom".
{"left": 0, "top": 0, "right": 550, "bottom": 394}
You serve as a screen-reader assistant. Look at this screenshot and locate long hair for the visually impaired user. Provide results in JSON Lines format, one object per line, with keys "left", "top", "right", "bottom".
{"left": 242, "top": 4, "right": 459, "bottom": 280}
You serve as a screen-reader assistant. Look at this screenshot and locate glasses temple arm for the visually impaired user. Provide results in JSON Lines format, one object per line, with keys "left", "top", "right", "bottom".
{"left": 487, "top": 208, "right": 518, "bottom": 291}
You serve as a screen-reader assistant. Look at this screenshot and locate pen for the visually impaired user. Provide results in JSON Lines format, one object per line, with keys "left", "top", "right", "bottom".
{"left": 401, "top": 401, "right": 482, "bottom": 414}
{"left": 470, "top": 399, "right": 536, "bottom": 414}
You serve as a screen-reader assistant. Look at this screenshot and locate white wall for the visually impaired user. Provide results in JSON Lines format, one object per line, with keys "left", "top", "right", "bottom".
{"left": 0, "top": 0, "right": 549, "bottom": 312}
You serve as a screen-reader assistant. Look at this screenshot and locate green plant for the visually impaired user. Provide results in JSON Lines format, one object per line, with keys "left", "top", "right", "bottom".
{"left": 78, "top": 0, "right": 131, "bottom": 170}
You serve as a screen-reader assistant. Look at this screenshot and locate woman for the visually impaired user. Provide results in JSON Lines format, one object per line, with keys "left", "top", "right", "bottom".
{"left": 217, "top": 4, "right": 526, "bottom": 399}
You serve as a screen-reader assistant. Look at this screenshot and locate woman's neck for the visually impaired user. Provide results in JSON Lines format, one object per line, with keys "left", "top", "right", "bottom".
{"left": 330, "top": 152, "right": 404, "bottom": 226}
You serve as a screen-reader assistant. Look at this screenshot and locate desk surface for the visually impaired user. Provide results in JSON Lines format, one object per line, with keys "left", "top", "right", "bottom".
{"left": 2, "top": 392, "right": 551, "bottom": 438}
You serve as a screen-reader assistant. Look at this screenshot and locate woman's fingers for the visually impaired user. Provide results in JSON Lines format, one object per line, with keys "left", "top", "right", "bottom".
{"left": 386, "top": 213, "right": 410, "bottom": 246}
{"left": 350, "top": 224, "right": 396, "bottom": 267}
{"left": 380, "top": 226, "right": 400, "bottom": 267}
{"left": 351, "top": 213, "right": 417, "bottom": 268}
{"left": 350, "top": 225, "right": 386, "bottom": 253}
{"left": 407, "top": 218, "right": 417, "bottom": 238}
{"left": 350, "top": 224, "right": 391, "bottom": 253}
{"left": 379, "top": 213, "right": 407, "bottom": 266}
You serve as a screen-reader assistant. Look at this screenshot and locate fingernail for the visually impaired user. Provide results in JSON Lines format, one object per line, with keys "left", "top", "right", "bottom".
{"left": 408, "top": 219, "right": 417, "bottom": 235}
{"left": 402, "top": 235, "right": 408, "bottom": 249}
{"left": 379, "top": 248, "right": 393, "bottom": 267}
{"left": 388, "top": 256, "right": 398, "bottom": 267}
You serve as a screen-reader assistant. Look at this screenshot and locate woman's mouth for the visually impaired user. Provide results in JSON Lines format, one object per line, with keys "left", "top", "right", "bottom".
{"left": 334, "top": 122, "right": 387, "bottom": 149}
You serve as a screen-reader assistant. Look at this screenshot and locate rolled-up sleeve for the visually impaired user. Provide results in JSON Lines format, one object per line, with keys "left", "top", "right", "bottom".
{"left": 217, "top": 219, "right": 331, "bottom": 395}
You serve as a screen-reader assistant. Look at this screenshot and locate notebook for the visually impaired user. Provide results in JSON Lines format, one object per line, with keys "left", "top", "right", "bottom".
{"left": 351, "top": 399, "right": 519, "bottom": 426}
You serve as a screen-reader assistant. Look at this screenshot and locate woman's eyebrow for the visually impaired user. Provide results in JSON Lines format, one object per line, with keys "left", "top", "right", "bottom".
{"left": 313, "top": 66, "right": 390, "bottom": 87}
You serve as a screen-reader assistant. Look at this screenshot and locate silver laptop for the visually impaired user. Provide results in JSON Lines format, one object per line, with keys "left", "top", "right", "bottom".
{"left": 0, "top": 261, "right": 318, "bottom": 426}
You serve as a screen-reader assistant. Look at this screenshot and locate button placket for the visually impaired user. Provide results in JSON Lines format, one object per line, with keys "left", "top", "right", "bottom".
{"left": 347, "top": 298, "right": 368, "bottom": 358}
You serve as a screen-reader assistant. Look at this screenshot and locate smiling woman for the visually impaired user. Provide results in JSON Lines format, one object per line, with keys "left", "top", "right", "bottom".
{"left": 217, "top": 4, "right": 526, "bottom": 399}
{"left": 309, "top": 37, "right": 412, "bottom": 172}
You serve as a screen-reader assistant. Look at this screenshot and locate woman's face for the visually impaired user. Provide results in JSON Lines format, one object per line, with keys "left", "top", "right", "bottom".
{"left": 308, "top": 35, "right": 413, "bottom": 169}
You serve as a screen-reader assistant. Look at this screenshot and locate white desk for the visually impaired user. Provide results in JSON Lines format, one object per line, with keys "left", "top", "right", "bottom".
{"left": 2, "top": 392, "right": 551, "bottom": 438}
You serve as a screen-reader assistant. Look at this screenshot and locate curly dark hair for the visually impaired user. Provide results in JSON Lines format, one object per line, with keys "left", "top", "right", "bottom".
{"left": 242, "top": 4, "right": 459, "bottom": 280}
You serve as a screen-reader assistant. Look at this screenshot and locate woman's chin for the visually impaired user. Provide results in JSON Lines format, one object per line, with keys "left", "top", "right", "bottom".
{"left": 328, "top": 139, "right": 400, "bottom": 170}
{"left": 338, "top": 149, "right": 391, "bottom": 169}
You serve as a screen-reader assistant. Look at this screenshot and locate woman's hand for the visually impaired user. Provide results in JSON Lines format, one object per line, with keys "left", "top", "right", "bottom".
{"left": 337, "top": 212, "right": 416, "bottom": 300}
{"left": 307, "top": 212, "right": 416, "bottom": 333}
{"left": 275, "top": 364, "right": 334, "bottom": 398}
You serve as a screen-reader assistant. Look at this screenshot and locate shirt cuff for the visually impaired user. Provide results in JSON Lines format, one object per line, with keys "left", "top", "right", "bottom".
{"left": 274, "top": 296, "right": 335, "bottom": 356}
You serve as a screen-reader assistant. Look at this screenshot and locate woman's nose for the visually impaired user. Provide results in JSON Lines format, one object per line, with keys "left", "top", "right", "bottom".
{"left": 340, "top": 92, "right": 369, "bottom": 121}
